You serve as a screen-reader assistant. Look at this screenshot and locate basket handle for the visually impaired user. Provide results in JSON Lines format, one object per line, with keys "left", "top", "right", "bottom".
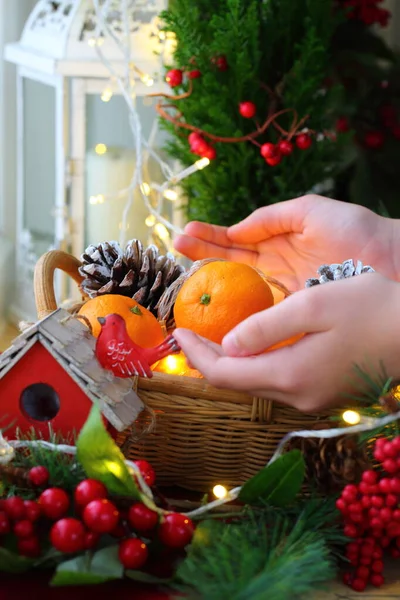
{"left": 34, "top": 250, "right": 84, "bottom": 320}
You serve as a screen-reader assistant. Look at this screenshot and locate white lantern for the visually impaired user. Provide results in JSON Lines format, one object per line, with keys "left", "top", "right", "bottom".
{"left": 4, "top": 0, "right": 176, "bottom": 322}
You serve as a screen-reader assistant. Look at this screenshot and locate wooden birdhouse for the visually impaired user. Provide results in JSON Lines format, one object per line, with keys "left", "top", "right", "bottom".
{"left": 0, "top": 309, "right": 144, "bottom": 440}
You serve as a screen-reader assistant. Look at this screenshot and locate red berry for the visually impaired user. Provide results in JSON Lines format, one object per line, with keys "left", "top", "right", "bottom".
{"left": 371, "top": 559, "right": 384, "bottom": 573}
{"left": 372, "top": 547, "right": 383, "bottom": 559}
{"left": 4, "top": 496, "right": 25, "bottom": 520}
{"left": 165, "top": 69, "right": 183, "bottom": 88}
{"left": 393, "top": 509, "right": 400, "bottom": 522}
{"left": 361, "top": 495, "right": 370, "bottom": 508}
{"left": 390, "top": 477, "right": 400, "bottom": 494}
{"left": 295, "top": 133, "right": 312, "bottom": 150}
{"left": 364, "top": 130, "right": 384, "bottom": 149}
{"left": 343, "top": 484, "right": 358, "bottom": 497}
{"left": 39, "top": 488, "right": 69, "bottom": 520}
{"left": 28, "top": 466, "right": 50, "bottom": 487}
{"left": 83, "top": 499, "right": 119, "bottom": 534}
{"left": 351, "top": 578, "right": 366, "bottom": 592}
{"left": 383, "top": 441, "right": 397, "bottom": 458}
{"left": 371, "top": 495, "right": 384, "bottom": 508}
{"left": 356, "top": 565, "right": 369, "bottom": 580}
{"left": 361, "top": 544, "right": 374, "bottom": 557}
{"left": 379, "top": 104, "right": 397, "bottom": 127}
{"left": 133, "top": 460, "right": 156, "bottom": 487}
{"left": 378, "top": 477, "right": 391, "bottom": 494}
{"left": 277, "top": 140, "right": 294, "bottom": 156}
{"left": 0, "top": 511, "right": 10, "bottom": 535}
{"left": 347, "top": 542, "right": 359, "bottom": 555}
{"left": 391, "top": 547, "right": 400, "bottom": 558}
{"left": 84, "top": 531, "right": 100, "bottom": 550}
{"left": 14, "top": 519, "right": 34, "bottom": 539}
{"left": 128, "top": 503, "right": 159, "bottom": 532}
{"left": 383, "top": 458, "right": 398, "bottom": 474}
{"left": 371, "top": 529, "right": 383, "bottom": 538}
{"left": 191, "top": 137, "right": 209, "bottom": 155}
{"left": 348, "top": 502, "right": 362, "bottom": 513}
{"left": 359, "top": 556, "right": 372, "bottom": 565}
{"left": 18, "top": 536, "right": 41, "bottom": 557}
{"left": 359, "top": 481, "right": 370, "bottom": 495}
{"left": 386, "top": 523, "right": 400, "bottom": 538}
{"left": 370, "top": 573, "right": 384, "bottom": 587}
{"left": 265, "top": 154, "right": 282, "bottom": 167}
{"left": 362, "top": 470, "right": 378, "bottom": 485}
{"left": 213, "top": 55, "right": 228, "bottom": 71}
{"left": 118, "top": 538, "right": 148, "bottom": 570}
{"left": 336, "top": 116, "right": 350, "bottom": 133}
{"left": 74, "top": 479, "right": 107, "bottom": 507}
{"left": 343, "top": 572, "right": 352, "bottom": 586}
{"left": 188, "top": 132, "right": 202, "bottom": 146}
{"left": 336, "top": 498, "right": 347, "bottom": 512}
{"left": 386, "top": 493, "right": 397, "bottom": 507}
{"left": 201, "top": 145, "right": 217, "bottom": 160}
{"left": 50, "top": 518, "right": 85, "bottom": 553}
{"left": 344, "top": 524, "right": 358, "bottom": 538}
{"left": 374, "top": 448, "right": 385, "bottom": 462}
{"left": 369, "top": 507, "right": 380, "bottom": 518}
{"left": 158, "top": 513, "right": 194, "bottom": 548}
{"left": 375, "top": 438, "right": 387, "bottom": 449}
{"left": 187, "top": 70, "right": 201, "bottom": 79}
{"left": 381, "top": 535, "right": 391, "bottom": 547}
{"left": 23, "top": 500, "right": 41, "bottom": 522}
{"left": 239, "top": 101, "right": 256, "bottom": 119}
{"left": 370, "top": 517, "right": 383, "bottom": 529}
{"left": 380, "top": 507, "right": 393, "bottom": 522}
{"left": 260, "top": 143, "right": 277, "bottom": 159}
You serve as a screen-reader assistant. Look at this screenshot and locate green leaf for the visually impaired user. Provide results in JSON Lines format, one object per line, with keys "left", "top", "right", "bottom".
{"left": 0, "top": 547, "right": 37, "bottom": 573}
{"left": 238, "top": 450, "right": 305, "bottom": 506}
{"left": 125, "top": 570, "right": 172, "bottom": 585}
{"left": 76, "top": 405, "right": 140, "bottom": 498}
{"left": 50, "top": 546, "right": 123, "bottom": 586}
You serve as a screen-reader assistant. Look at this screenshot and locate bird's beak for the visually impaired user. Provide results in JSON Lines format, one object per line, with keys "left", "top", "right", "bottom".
{"left": 97, "top": 317, "right": 106, "bottom": 326}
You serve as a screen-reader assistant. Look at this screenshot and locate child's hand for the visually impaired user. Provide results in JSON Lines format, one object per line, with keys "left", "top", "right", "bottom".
{"left": 173, "top": 274, "right": 400, "bottom": 411}
{"left": 174, "top": 195, "right": 397, "bottom": 290}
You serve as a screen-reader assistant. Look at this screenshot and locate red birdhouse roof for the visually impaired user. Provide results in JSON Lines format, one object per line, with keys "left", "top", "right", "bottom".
{"left": 0, "top": 309, "right": 144, "bottom": 431}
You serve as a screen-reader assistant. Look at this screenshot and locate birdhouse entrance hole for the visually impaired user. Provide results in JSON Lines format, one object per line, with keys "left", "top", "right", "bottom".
{"left": 19, "top": 383, "right": 60, "bottom": 422}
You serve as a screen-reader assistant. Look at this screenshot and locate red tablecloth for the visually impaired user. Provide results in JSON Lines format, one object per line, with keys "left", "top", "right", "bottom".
{"left": 0, "top": 574, "right": 170, "bottom": 600}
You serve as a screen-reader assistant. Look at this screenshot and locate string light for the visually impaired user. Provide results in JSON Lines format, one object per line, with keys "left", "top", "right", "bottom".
{"left": 141, "top": 74, "right": 154, "bottom": 87}
{"left": 164, "top": 189, "right": 178, "bottom": 201}
{"left": 145, "top": 215, "right": 156, "bottom": 227}
{"left": 95, "top": 143, "right": 107, "bottom": 155}
{"left": 342, "top": 410, "right": 361, "bottom": 425}
{"left": 140, "top": 182, "right": 151, "bottom": 196}
{"left": 101, "top": 86, "right": 113, "bottom": 102}
{"left": 154, "top": 223, "right": 170, "bottom": 241}
{"left": 213, "top": 484, "right": 228, "bottom": 499}
{"left": 196, "top": 157, "right": 210, "bottom": 170}
{"left": 89, "top": 194, "right": 105, "bottom": 205}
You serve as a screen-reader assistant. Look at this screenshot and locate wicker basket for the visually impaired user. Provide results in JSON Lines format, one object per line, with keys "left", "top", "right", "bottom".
{"left": 34, "top": 250, "right": 335, "bottom": 493}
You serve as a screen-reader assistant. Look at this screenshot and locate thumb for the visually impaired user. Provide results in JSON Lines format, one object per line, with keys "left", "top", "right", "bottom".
{"left": 227, "top": 196, "right": 313, "bottom": 244}
{"left": 222, "top": 289, "right": 324, "bottom": 356}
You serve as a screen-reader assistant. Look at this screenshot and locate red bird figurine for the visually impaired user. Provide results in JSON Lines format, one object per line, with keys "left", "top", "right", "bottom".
{"left": 95, "top": 313, "right": 180, "bottom": 378}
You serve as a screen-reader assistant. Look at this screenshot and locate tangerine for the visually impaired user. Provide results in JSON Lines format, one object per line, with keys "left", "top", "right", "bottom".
{"left": 173, "top": 261, "right": 274, "bottom": 344}
{"left": 78, "top": 295, "right": 164, "bottom": 347}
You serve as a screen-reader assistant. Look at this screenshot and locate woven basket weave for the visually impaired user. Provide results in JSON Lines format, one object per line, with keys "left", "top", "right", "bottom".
{"left": 34, "top": 250, "right": 335, "bottom": 493}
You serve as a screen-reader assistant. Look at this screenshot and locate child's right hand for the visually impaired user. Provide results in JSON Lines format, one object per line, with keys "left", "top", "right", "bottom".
{"left": 174, "top": 195, "right": 398, "bottom": 290}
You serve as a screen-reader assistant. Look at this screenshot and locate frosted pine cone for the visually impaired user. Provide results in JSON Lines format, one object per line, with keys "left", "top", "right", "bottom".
{"left": 305, "top": 259, "right": 374, "bottom": 288}
{"left": 79, "top": 240, "right": 185, "bottom": 325}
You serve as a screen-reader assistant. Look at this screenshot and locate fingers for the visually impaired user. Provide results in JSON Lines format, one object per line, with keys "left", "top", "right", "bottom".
{"left": 222, "top": 286, "right": 328, "bottom": 356}
{"left": 227, "top": 196, "right": 315, "bottom": 244}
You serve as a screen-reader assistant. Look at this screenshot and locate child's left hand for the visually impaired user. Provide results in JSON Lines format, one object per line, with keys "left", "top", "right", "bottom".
{"left": 173, "top": 273, "right": 400, "bottom": 412}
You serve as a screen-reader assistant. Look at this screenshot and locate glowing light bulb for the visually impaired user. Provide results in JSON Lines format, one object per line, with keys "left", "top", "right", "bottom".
{"left": 159, "top": 31, "right": 166, "bottom": 41}
{"left": 141, "top": 74, "right": 154, "bottom": 87}
{"left": 89, "top": 195, "right": 97, "bottom": 205}
{"left": 0, "top": 433, "right": 14, "bottom": 464}
{"left": 145, "top": 215, "right": 156, "bottom": 227}
{"left": 101, "top": 86, "right": 113, "bottom": 102}
{"left": 140, "top": 182, "right": 151, "bottom": 196}
{"left": 154, "top": 223, "right": 170, "bottom": 241}
{"left": 97, "top": 194, "right": 105, "bottom": 204}
{"left": 213, "top": 484, "right": 228, "bottom": 499}
{"left": 88, "top": 37, "right": 96, "bottom": 47}
{"left": 342, "top": 410, "right": 361, "bottom": 425}
{"left": 195, "top": 157, "right": 210, "bottom": 170}
{"left": 95, "top": 143, "right": 107, "bottom": 155}
{"left": 164, "top": 189, "right": 178, "bottom": 202}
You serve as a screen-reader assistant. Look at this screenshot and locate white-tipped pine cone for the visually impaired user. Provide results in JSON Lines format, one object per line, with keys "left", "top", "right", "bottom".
{"left": 305, "top": 259, "right": 375, "bottom": 288}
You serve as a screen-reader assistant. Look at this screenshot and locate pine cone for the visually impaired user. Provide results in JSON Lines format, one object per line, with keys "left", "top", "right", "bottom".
{"left": 288, "top": 427, "right": 370, "bottom": 494}
{"left": 79, "top": 240, "right": 185, "bottom": 327}
{"left": 305, "top": 259, "right": 374, "bottom": 288}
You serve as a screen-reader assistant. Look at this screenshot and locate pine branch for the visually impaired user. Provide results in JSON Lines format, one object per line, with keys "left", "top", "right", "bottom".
{"left": 174, "top": 499, "right": 339, "bottom": 599}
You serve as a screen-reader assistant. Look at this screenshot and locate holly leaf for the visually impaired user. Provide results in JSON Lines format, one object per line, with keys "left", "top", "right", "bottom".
{"left": 50, "top": 546, "right": 123, "bottom": 586}
{"left": 76, "top": 405, "right": 140, "bottom": 498}
{"left": 238, "top": 450, "right": 305, "bottom": 507}
{"left": 0, "top": 547, "right": 37, "bottom": 573}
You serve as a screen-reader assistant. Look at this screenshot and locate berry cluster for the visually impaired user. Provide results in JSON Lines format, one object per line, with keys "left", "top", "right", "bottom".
{"left": 339, "top": 0, "right": 391, "bottom": 27}
{"left": 0, "top": 460, "right": 194, "bottom": 571}
{"left": 165, "top": 55, "right": 228, "bottom": 88}
{"left": 337, "top": 436, "right": 400, "bottom": 592}
{"left": 188, "top": 132, "right": 216, "bottom": 161}
{"left": 259, "top": 134, "right": 312, "bottom": 167}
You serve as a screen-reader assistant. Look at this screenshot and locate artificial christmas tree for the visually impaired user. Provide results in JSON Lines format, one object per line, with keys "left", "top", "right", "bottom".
{"left": 159, "top": 0, "right": 347, "bottom": 226}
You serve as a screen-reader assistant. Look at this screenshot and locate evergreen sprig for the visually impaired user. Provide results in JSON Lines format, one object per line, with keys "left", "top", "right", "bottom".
{"left": 174, "top": 498, "right": 340, "bottom": 599}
